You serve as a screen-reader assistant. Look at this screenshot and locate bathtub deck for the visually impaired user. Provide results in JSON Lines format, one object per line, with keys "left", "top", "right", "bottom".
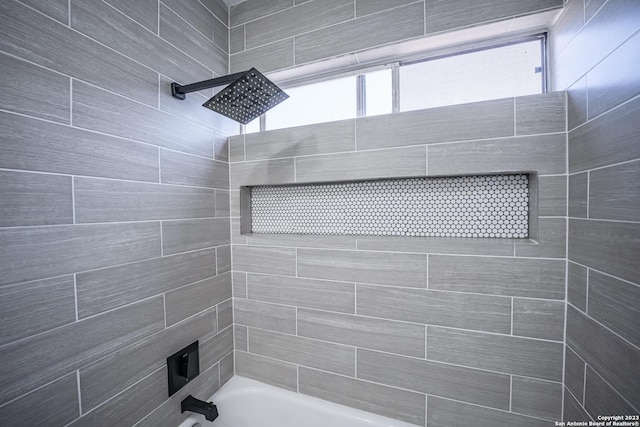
{"left": 178, "top": 375, "right": 420, "bottom": 427}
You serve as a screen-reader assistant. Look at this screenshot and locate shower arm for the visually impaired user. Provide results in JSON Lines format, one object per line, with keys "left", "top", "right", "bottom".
{"left": 171, "top": 71, "right": 248, "bottom": 100}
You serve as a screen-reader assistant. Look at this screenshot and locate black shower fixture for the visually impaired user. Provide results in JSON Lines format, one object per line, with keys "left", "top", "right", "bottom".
{"left": 171, "top": 68, "right": 289, "bottom": 124}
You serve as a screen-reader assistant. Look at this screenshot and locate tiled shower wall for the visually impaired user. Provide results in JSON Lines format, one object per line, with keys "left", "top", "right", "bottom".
{"left": 229, "top": 91, "right": 568, "bottom": 426}
{"left": 0, "top": 0, "right": 235, "bottom": 425}
{"left": 551, "top": 0, "right": 640, "bottom": 420}
{"left": 228, "top": 0, "right": 564, "bottom": 73}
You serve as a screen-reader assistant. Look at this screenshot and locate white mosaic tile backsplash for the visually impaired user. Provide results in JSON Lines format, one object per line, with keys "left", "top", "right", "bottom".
{"left": 251, "top": 174, "right": 529, "bottom": 238}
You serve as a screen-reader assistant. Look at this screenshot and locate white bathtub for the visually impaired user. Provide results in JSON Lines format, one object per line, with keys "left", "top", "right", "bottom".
{"left": 178, "top": 376, "right": 418, "bottom": 427}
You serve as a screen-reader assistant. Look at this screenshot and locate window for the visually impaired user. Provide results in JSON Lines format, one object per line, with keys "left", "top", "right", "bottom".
{"left": 245, "top": 35, "right": 545, "bottom": 133}
{"left": 399, "top": 39, "right": 544, "bottom": 112}
{"left": 265, "top": 75, "right": 358, "bottom": 130}
{"left": 364, "top": 68, "right": 393, "bottom": 117}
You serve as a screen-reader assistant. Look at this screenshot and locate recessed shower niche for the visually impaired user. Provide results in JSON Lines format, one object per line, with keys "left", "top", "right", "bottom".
{"left": 240, "top": 173, "right": 538, "bottom": 240}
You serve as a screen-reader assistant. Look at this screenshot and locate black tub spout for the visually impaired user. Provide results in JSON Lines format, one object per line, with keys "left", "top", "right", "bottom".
{"left": 181, "top": 395, "right": 218, "bottom": 422}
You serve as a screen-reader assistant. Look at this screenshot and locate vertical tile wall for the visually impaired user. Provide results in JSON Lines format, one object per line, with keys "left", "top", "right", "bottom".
{"left": 551, "top": 0, "right": 640, "bottom": 421}
{"left": 0, "top": 0, "right": 235, "bottom": 426}
{"left": 228, "top": 0, "right": 564, "bottom": 73}
{"left": 229, "top": 92, "right": 568, "bottom": 426}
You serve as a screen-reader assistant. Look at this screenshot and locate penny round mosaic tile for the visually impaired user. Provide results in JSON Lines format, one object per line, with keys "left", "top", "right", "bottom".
{"left": 251, "top": 174, "right": 528, "bottom": 238}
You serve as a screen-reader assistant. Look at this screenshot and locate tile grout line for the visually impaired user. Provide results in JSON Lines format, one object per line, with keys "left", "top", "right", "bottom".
{"left": 103, "top": 0, "right": 225, "bottom": 75}
{"left": 422, "top": 0, "right": 426, "bottom": 36}
{"left": 424, "top": 394, "right": 428, "bottom": 426}
{"left": 230, "top": 129, "right": 568, "bottom": 164}
{"left": 0, "top": 217, "right": 228, "bottom": 235}
{"left": 509, "top": 374, "right": 513, "bottom": 412}
{"left": 0, "top": 372, "right": 77, "bottom": 411}
{"left": 586, "top": 170, "right": 590, "bottom": 218}
{"left": 0, "top": 165, "right": 225, "bottom": 192}
{"left": 425, "top": 144, "right": 428, "bottom": 175}
{"left": 569, "top": 90, "right": 640, "bottom": 133}
{"left": 292, "top": 34, "right": 296, "bottom": 67}
{"left": 73, "top": 292, "right": 166, "bottom": 324}
{"left": 3, "top": 61, "right": 223, "bottom": 136}
{"left": 277, "top": 360, "right": 555, "bottom": 424}
{"left": 585, "top": 73, "right": 589, "bottom": 122}
{"left": 242, "top": 133, "right": 246, "bottom": 162}
{"left": 566, "top": 215, "right": 640, "bottom": 225}
{"left": 1, "top": 273, "right": 210, "bottom": 345}
{"left": 354, "top": 347, "right": 358, "bottom": 378}
{"left": 236, "top": 1, "right": 437, "bottom": 54}
{"left": 242, "top": 269, "right": 566, "bottom": 302}
{"left": 568, "top": 156, "right": 640, "bottom": 177}
{"left": 236, "top": 243, "right": 566, "bottom": 261}
{"left": 76, "top": 370, "right": 83, "bottom": 416}
{"left": 244, "top": 300, "right": 565, "bottom": 344}
{"left": 425, "top": 253, "right": 429, "bottom": 289}
{"left": 215, "top": 303, "right": 220, "bottom": 333}
{"left": 71, "top": 176, "right": 76, "bottom": 224}
{"left": 564, "top": 387, "right": 590, "bottom": 421}
{"left": 242, "top": 24, "right": 246, "bottom": 51}
{"left": 587, "top": 361, "right": 640, "bottom": 414}
{"left": 244, "top": 272, "right": 248, "bottom": 299}
{"left": 163, "top": 294, "right": 167, "bottom": 328}
{"left": 0, "top": 107, "right": 227, "bottom": 165}
{"left": 293, "top": 157, "right": 297, "bottom": 182}
{"left": 353, "top": 283, "right": 357, "bottom": 315}
{"left": 61, "top": 0, "right": 225, "bottom": 96}
{"left": 566, "top": 301, "right": 640, "bottom": 352}
{"left": 69, "top": 77, "right": 73, "bottom": 126}
{"left": 159, "top": 221, "right": 164, "bottom": 256}
{"left": 74, "top": 274, "right": 79, "bottom": 322}
{"left": 424, "top": 327, "right": 428, "bottom": 359}
{"left": 582, "top": 362, "right": 587, "bottom": 405}
{"left": 510, "top": 297, "right": 514, "bottom": 335}
{"left": 157, "top": 150, "right": 162, "bottom": 184}
{"left": 354, "top": 117, "right": 358, "bottom": 151}
{"left": 78, "top": 366, "right": 167, "bottom": 420}
{"left": 242, "top": 323, "right": 564, "bottom": 383}
{"left": 561, "top": 90, "right": 568, "bottom": 420}
{"left": 585, "top": 269, "right": 589, "bottom": 314}
{"left": 161, "top": 1, "right": 221, "bottom": 48}
{"left": 513, "top": 97, "right": 517, "bottom": 136}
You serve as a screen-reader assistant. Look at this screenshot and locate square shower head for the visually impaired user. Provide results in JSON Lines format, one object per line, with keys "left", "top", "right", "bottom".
{"left": 202, "top": 68, "right": 289, "bottom": 125}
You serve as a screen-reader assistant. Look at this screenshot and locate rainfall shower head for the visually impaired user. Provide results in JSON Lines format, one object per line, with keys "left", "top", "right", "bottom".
{"left": 203, "top": 68, "right": 289, "bottom": 124}
{"left": 171, "top": 68, "right": 288, "bottom": 125}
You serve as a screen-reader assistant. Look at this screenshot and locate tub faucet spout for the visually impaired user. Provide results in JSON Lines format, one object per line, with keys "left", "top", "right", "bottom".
{"left": 181, "top": 395, "right": 218, "bottom": 422}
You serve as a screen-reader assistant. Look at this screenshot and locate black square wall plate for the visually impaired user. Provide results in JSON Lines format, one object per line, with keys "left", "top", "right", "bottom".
{"left": 167, "top": 341, "right": 199, "bottom": 396}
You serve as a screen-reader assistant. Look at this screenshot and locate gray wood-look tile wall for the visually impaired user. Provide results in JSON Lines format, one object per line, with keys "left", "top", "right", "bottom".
{"left": 552, "top": 0, "right": 640, "bottom": 421}
{"left": 4, "top": 0, "right": 638, "bottom": 425}
{"left": 0, "top": 0, "right": 233, "bottom": 425}
{"left": 229, "top": 91, "right": 568, "bottom": 425}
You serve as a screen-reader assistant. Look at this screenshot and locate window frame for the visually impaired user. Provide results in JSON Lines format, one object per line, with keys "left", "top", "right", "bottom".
{"left": 243, "top": 33, "right": 548, "bottom": 134}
